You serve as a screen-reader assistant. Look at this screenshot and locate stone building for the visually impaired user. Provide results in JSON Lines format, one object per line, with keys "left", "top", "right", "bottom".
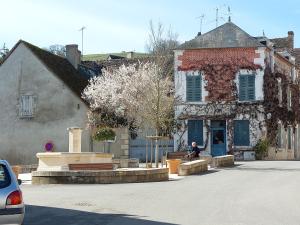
{"left": 174, "top": 21, "right": 300, "bottom": 160}
{"left": 0, "top": 40, "right": 129, "bottom": 164}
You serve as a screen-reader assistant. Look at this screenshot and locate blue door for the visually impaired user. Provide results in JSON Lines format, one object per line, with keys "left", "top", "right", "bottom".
{"left": 211, "top": 128, "right": 226, "bottom": 157}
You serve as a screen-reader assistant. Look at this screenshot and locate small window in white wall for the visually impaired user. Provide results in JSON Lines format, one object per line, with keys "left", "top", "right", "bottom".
{"left": 19, "top": 95, "right": 37, "bottom": 118}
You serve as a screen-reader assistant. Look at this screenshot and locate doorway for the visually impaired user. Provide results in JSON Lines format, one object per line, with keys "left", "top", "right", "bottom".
{"left": 211, "top": 120, "right": 226, "bottom": 157}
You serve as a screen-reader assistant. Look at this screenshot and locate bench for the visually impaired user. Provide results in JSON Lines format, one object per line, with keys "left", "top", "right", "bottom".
{"left": 212, "top": 155, "right": 234, "bottom": 168}
{"left": 68, "top": 163, "right": 114, "bottom": 171}
{"left": 178, "top": 159, "right": 208, "bottom": 176}
{"left": 166, "top": 151, "right": 189, "bottom": 160}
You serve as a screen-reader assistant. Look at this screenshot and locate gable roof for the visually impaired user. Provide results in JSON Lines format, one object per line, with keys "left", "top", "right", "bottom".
{"left": 270, "top": 37, "right": 291, "bottom": 50}
{"left": 1, "top": 40, "right": 88, "bottom": 99}
{"left": 177, "top": 22, "right": 264, "bottom": 50}
{"left": 82, "top": 57, "right": 153, "bottom": 73}
{"left": 291, "top": 48, "right": 300, "bottom": 67}
{"left": 107, "top": 54, "right": 125, "bottom": 60}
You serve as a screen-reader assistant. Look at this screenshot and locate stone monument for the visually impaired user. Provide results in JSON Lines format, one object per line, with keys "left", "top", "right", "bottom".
{"left": 36, "top": 127, "right": 114, "bottom": 171}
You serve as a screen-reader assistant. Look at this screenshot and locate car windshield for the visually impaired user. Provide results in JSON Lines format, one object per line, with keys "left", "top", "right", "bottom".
{"left": 0, "top": 164, "right": 11, "bottom": 189}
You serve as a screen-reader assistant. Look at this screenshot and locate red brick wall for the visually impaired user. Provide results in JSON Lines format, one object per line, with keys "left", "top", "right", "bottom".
{"left": 178, "top": 48, "right": 260, "bottom": 70}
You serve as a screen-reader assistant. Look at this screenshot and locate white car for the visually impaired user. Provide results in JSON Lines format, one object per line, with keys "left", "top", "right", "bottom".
{"left": 0, "top": 160, "right": 24, "bottom": 225}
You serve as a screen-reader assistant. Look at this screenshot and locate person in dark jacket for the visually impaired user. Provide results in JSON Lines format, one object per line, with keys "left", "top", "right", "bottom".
{"left": 186, "top": 142, "right": 201, "bottom": 160}
{"left": 191, "top": 142, "right": 201, "bottom": 157}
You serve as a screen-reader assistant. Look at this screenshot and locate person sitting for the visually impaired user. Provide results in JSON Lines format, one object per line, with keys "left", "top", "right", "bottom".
{"left": 186, "top": 142, "right": 201, "bottom": 160}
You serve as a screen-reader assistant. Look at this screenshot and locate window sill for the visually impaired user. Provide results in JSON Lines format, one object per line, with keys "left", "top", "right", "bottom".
{"left": 238, "top": 100, "right": 256, "bottom": 103}
{"left": 233, "top": 146, "right": 251, "bottom": 149}
{"left": 184, "top": 101, "right": 205, "bottom": 104}
{"left": 19, "top": 116, "right": 34, "bottom": 119}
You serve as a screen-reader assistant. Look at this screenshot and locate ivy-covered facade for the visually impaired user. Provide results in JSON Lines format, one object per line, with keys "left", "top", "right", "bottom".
{"left": 174, "top": 21, "right": 300, "bottom": 160}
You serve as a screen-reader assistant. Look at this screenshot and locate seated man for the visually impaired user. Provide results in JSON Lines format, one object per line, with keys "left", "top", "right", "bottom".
{"left": 186, "top": 142, "right": 201, "bottom": 160}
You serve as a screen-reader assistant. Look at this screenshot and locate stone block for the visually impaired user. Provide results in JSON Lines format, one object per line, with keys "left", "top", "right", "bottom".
{"left": 212, "top": 155, "right": 234, "bottom": 168}
{"left": 120, "top": 134, "right": 129, "bottom": 140}
{"left": 178, "top": 159, "right": 208, "bottom": 176}
{"left": 123, "top": 150, "right": 129, "bottom": 156}
{"left": 121, "top": 145, "right": 129, "bottom": 150}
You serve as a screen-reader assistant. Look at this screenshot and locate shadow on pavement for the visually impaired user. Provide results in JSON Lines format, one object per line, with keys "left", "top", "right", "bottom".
{"left": 24, "top": 205, "right": 178, "bottom": 225}
{"left": 196, "top": 169, "right": 220, "bottom": 176}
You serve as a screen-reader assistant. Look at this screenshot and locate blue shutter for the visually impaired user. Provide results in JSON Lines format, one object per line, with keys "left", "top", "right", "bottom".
{"left": 188, "top": 120, "right": 203, "bottom": 146}
{"left": 186, "top": 76, "right": 194, "bottom": 101}
{"left": 186, "top": 75, "right": 201, "bottom": 102}
{"left": 239, "top": 74, "right": 255, "bottom": 101}
{"left": 234, "top": 120, "right": 250, "bottom": 146}
{"left": 239, "top": 76, "right": 247, "bottom": 101}
{"left": 194, "top": 76, "right": 201, "bottom": 101}
{"left": 247, "top": 75, "right": 255, "bottom": 100}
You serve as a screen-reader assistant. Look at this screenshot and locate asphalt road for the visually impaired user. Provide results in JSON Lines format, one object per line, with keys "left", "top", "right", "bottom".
{"left": 21, "top": 161, "right": 300, "bottom": 225}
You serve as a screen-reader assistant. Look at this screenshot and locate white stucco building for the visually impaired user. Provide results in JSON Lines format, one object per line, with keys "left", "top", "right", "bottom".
{"left": 174, "top": 22, "right": 300, "bottom": 160}
{"left": 0, "top": 41, "right": 128, "bottom": 164}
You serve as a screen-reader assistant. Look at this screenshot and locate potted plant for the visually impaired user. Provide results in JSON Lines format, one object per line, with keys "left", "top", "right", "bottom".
{"left": 254, "top": 138, "right": 269, "bottom": 160}
{"left": 93, "top": 127, "right": 116, "bottom": 153}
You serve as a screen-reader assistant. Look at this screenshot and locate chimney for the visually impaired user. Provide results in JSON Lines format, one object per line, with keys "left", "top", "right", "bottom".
{"left": 197, "top": 32, "right": 202, "bottom": 37}
{"left": 288, "top": 31, "right": 294, "bottom": 50}
{"left": 66, "top": 44, "right": 81, "bottom": 69}
{"left": 126, "top": 51, "right": 134, "bottom": 59}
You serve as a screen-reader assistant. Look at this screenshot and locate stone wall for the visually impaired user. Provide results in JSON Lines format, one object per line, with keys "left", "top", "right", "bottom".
{"left": 32, "top": 168, "right": 169, "bottom": 184}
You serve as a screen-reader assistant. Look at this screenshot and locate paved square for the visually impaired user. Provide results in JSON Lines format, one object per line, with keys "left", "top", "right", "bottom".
{"left": 22, "top": 161, "right": 300, "bottom": 225}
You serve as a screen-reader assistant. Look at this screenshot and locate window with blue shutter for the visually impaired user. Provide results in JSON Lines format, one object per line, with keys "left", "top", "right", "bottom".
{"left": 186, "top": 75, "right": 201, "bottom": 102}
{"left": 239, "top": 74, "right": 255, "bottom": 101}
{"left": 188, "top": 120, "right": 203, "bottom": 146}
{"left": 234, "top": 120, "right": 250, "bottom": 146}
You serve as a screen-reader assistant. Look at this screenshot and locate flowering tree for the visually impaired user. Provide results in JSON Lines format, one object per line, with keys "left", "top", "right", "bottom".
{"left": 83, "top": 62, "right": 175, "bottom": 167}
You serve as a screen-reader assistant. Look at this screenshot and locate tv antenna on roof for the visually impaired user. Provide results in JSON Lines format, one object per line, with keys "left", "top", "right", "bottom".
{"left": 196, "top": 14, "right": 205, "bottom": 34}
{"left": 227, "top": 6, "right": 232, "bottom": 22}
{"left": 215, "top": 4, "right": 231, "bottom": 27}
{"left": 78, "top": 26, "right": 86, "bottom": 57}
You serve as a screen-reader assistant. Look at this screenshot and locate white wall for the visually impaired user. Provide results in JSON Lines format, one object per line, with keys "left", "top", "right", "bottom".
{"left": 0, "top": 43, "right": 91, "bottom": 164}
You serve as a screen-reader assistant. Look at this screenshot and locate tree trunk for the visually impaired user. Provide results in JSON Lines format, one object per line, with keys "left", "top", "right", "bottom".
{"left": 155, "top": 129, "right": 159, "bottom": 168}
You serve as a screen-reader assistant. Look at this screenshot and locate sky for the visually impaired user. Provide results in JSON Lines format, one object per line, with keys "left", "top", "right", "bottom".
{"left": 1, "top": 0, "right": 300, "bottom": 54}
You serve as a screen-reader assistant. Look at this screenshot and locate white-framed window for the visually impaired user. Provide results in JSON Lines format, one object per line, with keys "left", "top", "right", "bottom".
{"left": 239, "top": 74, "right": 255, "bottom": 101}
{"left": 186, "top": 71, "right": 202, "bottom": 102}
{"left": 19, "top": 95, "right": 37, "bottom": 118}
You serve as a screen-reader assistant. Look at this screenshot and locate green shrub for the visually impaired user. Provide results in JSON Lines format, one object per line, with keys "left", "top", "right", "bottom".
{"left": 254, "top": 138, "right": 269, "bottom": 160}
{"left": 93, "top": 127, "right": 116, "bottom": 142}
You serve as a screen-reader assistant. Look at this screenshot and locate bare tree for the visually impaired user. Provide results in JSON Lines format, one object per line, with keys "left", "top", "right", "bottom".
{"left": 146, "top": 20, "right": 180, "bottom": 55}
{"left": 0, "top": 43, "right": 9, "bottom": 63}
{"left": 47, "top": 44, "right": 66, "bottom": 57}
